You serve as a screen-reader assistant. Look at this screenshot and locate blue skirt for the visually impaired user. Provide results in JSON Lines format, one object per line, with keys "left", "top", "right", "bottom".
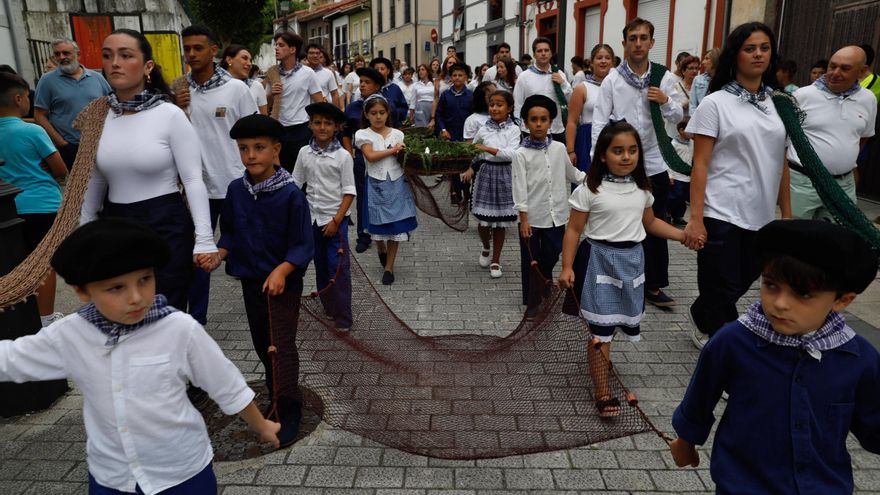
{"left": 365, "top": 174, "right": 417, "bottom": 238}
{"left": 579, "top": 239, "right": 645, "bottom": 336}
{"left": 574, "top": 123, "right": 593, "bottom": 173}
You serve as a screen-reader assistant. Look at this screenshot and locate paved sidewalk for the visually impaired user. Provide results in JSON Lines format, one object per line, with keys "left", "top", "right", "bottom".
{"left": 2, "top": 202, "right": 879, "bottom": 494}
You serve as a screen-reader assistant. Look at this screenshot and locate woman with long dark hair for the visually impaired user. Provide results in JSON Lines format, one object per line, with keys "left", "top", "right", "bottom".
{"left": 683, "top": 22, "right": 791, "bottom": 348}
{"left": 80, "top": 29, "right": 217, "bottom": 309}
{"left": 220, "top": 43, "right": 268, "bottom": 115}
{"left": 493, "top": 57, "right": 518, "bottom": 91}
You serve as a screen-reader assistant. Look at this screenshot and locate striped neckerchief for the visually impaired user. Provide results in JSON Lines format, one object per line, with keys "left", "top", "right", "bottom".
{"left": 187, "top": 63, "right": 232, "bottom": 93}
{"left": 78, "top": 295, "right": 177, "bottom": 347}
{"left": 738, "top": 301, "right": 855, "bottom": 361}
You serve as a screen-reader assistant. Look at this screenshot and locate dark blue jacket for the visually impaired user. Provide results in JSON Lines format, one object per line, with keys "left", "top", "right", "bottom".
{"left": 380, "top": 83, "right": 408, "bottom": 127}
{"left": 435, "top": 86, "right": 473, "bottom": 142}
{"left": 218, "top": 172, "right": 314, "bottom": 290}
{"left": 673, "top": 319, "right": 880, "bottom": 495}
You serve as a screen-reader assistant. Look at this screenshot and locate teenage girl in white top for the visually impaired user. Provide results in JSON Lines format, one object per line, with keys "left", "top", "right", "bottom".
{"left": 565, "top": 43, "right": 614, "bottom": 171}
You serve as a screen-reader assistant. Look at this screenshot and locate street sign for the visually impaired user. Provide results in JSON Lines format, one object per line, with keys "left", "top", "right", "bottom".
{"left": 431, "top": 28, "right": 439, "bottom": 43}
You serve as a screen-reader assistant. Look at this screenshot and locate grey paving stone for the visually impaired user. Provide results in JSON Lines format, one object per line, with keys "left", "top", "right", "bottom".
{"left": 215, "top": 467, "right": 258, "bottom": 485}
{"left": 551, "top": 469, "right": 604, "bottom": 490}
{"left": 222, "top": 487, "right": 273, "bottom": 495}
{"left": 599, "top": 469, "right": 655, "bottom": 491}
{"left": 376, "top": 490, "right": 427, "bottom": 495}
{"left": 454, "top": 468, "right": 504, "bottom": 489}
{"left": 568, "top": 450, "right": 618, "bottom": 469}
{"left": 613, "top": 450, "right": 667, "bottom": 469}
{"left": 14, "top": 460, "right": 75, "bottom": 481}
{"left": 305, "top": 466, "right": 358, "bottom": 487}
{"left": 0, "top": 481, "right": 32, "bottom": 493}
{"left": 383, "top": 451, "right": 430, "bottom": 467}
{"left": 286, "top": 446, "right": 339, "bottom": 465}
{"left": 650, "top": 470, "right": 707, "bottom": 491}
{"left": 255, "top": 465, "right": 307, "bottom": 485}
{"left": 336, "top": 447, "right": 384, "bottom": 466}
{"left": 405, "top": 468, "right": 455, "bottom": 488}
{"left": 355, "top": 467, "right": 405, "bottom": 488}
{"left": 521, "top": 452, "right": 570, "bottom": 469}
{"left": 503, "top": 469, "right": 554, "bottom": 489}
{"left": 21, "top": 481, "right": 85, "bottom": 494}
{"left": 854, "top": 469, "right": 880, "bottom": 491}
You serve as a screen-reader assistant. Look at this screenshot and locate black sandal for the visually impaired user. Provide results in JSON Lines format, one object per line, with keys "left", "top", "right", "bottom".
{"left": 596, "top": 397, "right": 621, "bottom": 418}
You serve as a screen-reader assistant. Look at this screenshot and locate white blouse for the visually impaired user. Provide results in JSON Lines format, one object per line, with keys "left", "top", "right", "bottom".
{"left": 569, "top": 180, "right": 654, "bottom": 242}
{"left": 354, "top": 127, "right": 406, "bottom": 181}
{"left": 472, "top": 120, "right": 521, "bottom": 162}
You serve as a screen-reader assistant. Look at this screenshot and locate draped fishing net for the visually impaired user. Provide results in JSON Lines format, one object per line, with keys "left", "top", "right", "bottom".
{"left": 406, "top": 172, "right": 471, "bottom": 232}
{"left": 257, "top": 244, "right": 667, "bottom": 460}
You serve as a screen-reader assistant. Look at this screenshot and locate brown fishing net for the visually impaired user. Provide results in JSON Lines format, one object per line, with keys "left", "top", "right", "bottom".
{"left": 263, "top": 243, "right": 669, "bottom": 460}
{"left": 406, "top": 173, "right": 470, "bottom": 232}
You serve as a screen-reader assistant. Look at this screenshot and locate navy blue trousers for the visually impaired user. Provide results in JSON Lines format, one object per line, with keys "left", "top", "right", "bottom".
{"left": 313, "top": 218, "right": 353, "bottom": 328}
{"left": 353, "top": 152, "right": 371, "bottom": 245}
{"left": 279, "top": 123, "right": 312, "bottom": 173}
{"left": 644, "top": 172, "right": 670, "bottom": 291}
{"left": 519, "top": 226, "right": 565, "bottom": 306}
{"left": 102, "top": 193, "right": 194, "bottom": 310}
{"left": 88, "top": 463, "right": 216, "bottom": 494}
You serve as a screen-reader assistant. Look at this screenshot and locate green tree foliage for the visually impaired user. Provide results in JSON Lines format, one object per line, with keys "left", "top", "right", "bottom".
{"left": 189, "top": 0, "right": 271, "bottom": 49}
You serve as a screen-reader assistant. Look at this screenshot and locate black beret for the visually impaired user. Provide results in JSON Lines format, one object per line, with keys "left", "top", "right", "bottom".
{"left": 520, "top": 94, "right": 558, "bottom": 120}
{"left": 229, "top": 114, "right": 284, "bottom": 140}
{"left": 305, "top": 102, "right": 345, "bottom": 123}
{"left": 369, "top": 57, "right": 394, "bottom": 71}
{"left": 356, "top": 67, "right": 385, "bottom": 87}
{"left": 756, "top": 219, "right": 878, "bottom": 294}
{"left": 51, "top": 218, "right": 171, "bottom": 287}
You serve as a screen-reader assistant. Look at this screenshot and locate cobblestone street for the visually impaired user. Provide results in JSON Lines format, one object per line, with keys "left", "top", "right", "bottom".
{"left": 2, "top": 201, "right": 880, "bottom": 494}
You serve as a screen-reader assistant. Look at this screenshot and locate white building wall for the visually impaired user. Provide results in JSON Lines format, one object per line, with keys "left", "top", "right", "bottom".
{"left": 563, "top": 0, "right": 577, "bottom": 70}
{"left": 604, "top": 0, "right": 627, "bottom": 45}
{"left": 671, "top": 0, "right": 706, "bottom": 61}
{"left": 464, "top": 31, "right": 487, "bottom": 65}
{"left": 503, "top": 24, "right": 520, "bottom": 59}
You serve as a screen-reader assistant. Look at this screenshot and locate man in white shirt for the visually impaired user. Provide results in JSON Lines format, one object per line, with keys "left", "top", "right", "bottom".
{"left": 483, "top": 43, "right": 524, "bottom": 82}
{"left": 592, "top": 17, "right": 683, "bottom": 307}
{"left": 305, "top": 43, "right": 342, "bottom": 109}
{"left": 513, "top": 37, "right": 573, "bottom": 142}
{"left": 269, "top": 32, "right": 324, "bottom": 171}
{"left": 789, "top": 45, "right": 877, "bottom": 220}
{"left": 175, "top": 25, "right": 259, "bottom": 325}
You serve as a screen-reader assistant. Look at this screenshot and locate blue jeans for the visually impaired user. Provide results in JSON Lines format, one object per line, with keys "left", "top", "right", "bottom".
{"left": 313, "top": 218, "right": 353, "bottom": 328}
{"left": 88, "top": 463, "right": 217, "bottom": 494}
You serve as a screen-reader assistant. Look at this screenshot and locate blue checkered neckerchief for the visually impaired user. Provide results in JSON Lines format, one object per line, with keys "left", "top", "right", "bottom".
{"left": 278, "top": 62, "right": 304, "bottom": 78}
{"left": 723, "top": 80, "right": 772, "bottom": 115}
{"left": 602, "top": 174, "right": 635, "bottom": 183}
{"left": 78, "top": 295, "right": 177, "bottom": 347}
{"left": 814, "top": 74, "right": 862, "bottom": 99}
{"left": 107, "top": 90, "right": 170, "bottom": 116}
{"left": 244, "top": 166, "right": 293, "bottom": 199}
{"left": 586, "top": 74, "right": 603, "bottom": 86}
{"left": 486, "top": 116, "right": 515, "bottom": 130}
{"left": 243, "top": 78, "right": 255, "bottom": 87}
{"left": 617, "top": 60, "right": 651, "bottom": 90}
{"left": 308, "top": 137, "right": 342, "bottom": 156}
{"left": 521, "top": 136, "right": 551, "bottom": 150}
{"left": 187, "top": 64, "right": 232, "bottom": 93}
{"left": 313, "top": 64, "right": 324, "bottom": 72}
{"left": 738, "top": 301, "right": 854, "bottom": 361}
{"left": 527, "top": 65, "right": 552, "bottom": 75}
{"left": 449, "top": 86, "right": 467, "bottom": 96}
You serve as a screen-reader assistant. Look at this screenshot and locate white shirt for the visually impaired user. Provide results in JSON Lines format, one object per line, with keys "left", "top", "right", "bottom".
{"left": 312, "top": 65, "right": 339, "bottom": 101}
{"left": 354, "top": 127, "right": 406, "bottom": 180}
{"left": 81, "top": 103, "right": 215, "bottom": 253}
{"left": 686, "top": 90, "right": 787, "bottom": 231}
{"left": 571, "top": 71, "right": 587, "bottom": 87}
{"left": 396, "top": 80, "right": 415, "bottom": 107}
{"left": 463, "top": 112, "right": 490, "bottom": 141}
{"left": 569, "top": 180, "right": 654, "bottom": 242}
{"left": 188, "top": 78, "right": 259, "bottom": 198}
{"left": 580, "top": 80, "right": 600, "bottom": 125}
{"left": 247, "top": 79, "right": 268, "bottom": 108}
{"left": 483, "top": 63, "right": 523, "bottom": 83}
{"left": 591, "top": 66, "right": 683, "bottom": 176}
{"left": 511, "top": 140, "right": 586, "bottom": 228}
{"left": 788, "top": 85, "right": 877, "bottom": 175}
{"left": 344, "top": 71, "right": 360, "bottom": 101}
{"left": 669, "top": 138, "right": 693, "bottom": 183}
{"left": 411, "top": 80, "right": 435, "bottom": 107}
{"left": 292, "top": 144, "right": 357, "bottom": 226}
{"left": 0, "top": 312, "right": 254, "bottom": 495}
{"left": 276, "top": 65, "right": 322, "bottom": 126}
{"left": 513, "top": 66, "right": 573, "bottom": 134}
{"left": 472, "top": 120, "right": 521, "bottom": 161}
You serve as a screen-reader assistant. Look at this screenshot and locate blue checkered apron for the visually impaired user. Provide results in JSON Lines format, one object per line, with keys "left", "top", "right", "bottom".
{"left": 579, "top": 239, "right": 645, "bottom": 330}
{"left": 471, "top": 160, "right": 516, "bottom": 226}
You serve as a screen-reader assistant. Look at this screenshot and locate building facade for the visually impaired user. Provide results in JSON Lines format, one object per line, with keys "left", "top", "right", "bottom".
{"left": 439, "top": 0, "right": 521, "bottom": 66}
{"left": 2, "top": 0, "right": 192, "bottom": 85}
{"left": 371, "top": 0, "right": 439, "bottom": 67}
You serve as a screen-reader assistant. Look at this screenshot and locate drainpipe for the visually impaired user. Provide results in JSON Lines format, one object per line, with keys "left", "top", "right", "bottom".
{"left": 556, "top": 0, "right": 567, "bottom": 67}
{"left": 413, "top": 0, "right": 418, "bottom": 65}
{"left": 3, "top": 0, "right": 25, "bottom": 75}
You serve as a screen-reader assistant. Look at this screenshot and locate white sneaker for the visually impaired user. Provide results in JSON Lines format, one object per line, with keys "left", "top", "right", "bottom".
{"left": 478, "top": 248, "right": 491, "bottom": 268}
{"left": 40, "top": 312, "right": 64, "bottom": 327}
{"left": 688, "top": 307, "right": 708, "bottom": 350}
{"left": 489, "top": 263, "right": 503, "bottom": 278}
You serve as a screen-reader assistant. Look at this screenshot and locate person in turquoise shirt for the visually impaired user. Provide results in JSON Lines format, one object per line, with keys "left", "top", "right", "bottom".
{"left": 0, "top": 72, "right": 68, "bottom": 326}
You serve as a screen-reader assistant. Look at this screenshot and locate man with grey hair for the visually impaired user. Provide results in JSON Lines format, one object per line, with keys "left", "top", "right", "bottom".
{"left": 34, "top": 38, "right": 111, "bottom": 169}
{"left": 788, "top": 45, "right": 877, "bottom": 220}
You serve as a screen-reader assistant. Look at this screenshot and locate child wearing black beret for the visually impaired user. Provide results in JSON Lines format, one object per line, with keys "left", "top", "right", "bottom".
{"left": 0, "top": 218, "right": 280, "bottom": 494}
{"left": 207, "top": 113, "right": 315, "bottom": 448}
{"left": 670, "top": 219, "right": 880, "bottom": 494}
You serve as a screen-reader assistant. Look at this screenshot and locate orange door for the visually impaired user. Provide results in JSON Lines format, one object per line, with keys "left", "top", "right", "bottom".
{"left": 71, "top": 15, "right": 113, "bottom": 70}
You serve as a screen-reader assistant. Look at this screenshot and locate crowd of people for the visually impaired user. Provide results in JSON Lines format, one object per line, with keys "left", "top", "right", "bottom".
{"left": 0, "top": 15, "right": 879, "bottom": 495}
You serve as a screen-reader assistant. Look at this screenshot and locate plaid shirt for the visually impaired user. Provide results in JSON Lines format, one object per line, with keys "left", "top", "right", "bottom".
{"left": 78, "top": 295, "right": 177, "bottom": 347}
{"left": 187, "top": 64, "right": 232, "bottom": 93}
{"left": 107, "top": 90, "right": 170, "bottom": 115}
{"left": 738, "top": 301, "right": 855, "bottom": 361}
